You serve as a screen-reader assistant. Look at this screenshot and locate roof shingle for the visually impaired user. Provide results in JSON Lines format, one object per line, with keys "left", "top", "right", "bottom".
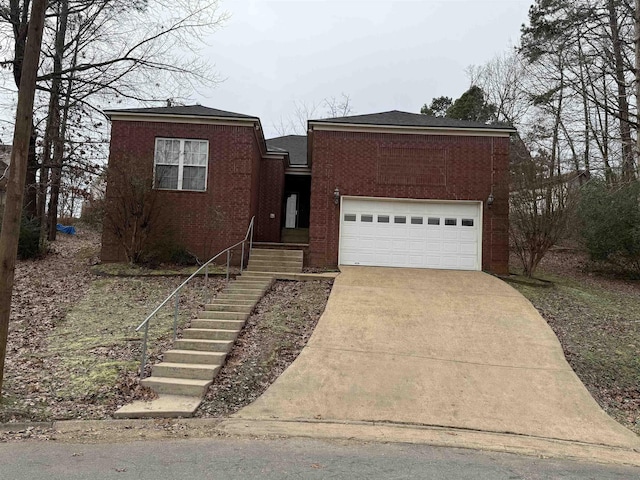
{"left": 310, "top": 110, "right": 515, "bottom": 131}
{"left": 266, "top": 135, "right": 308, "bottom": 166}
{"left": 105, "top": 104, "right": 258, "bottom": 120}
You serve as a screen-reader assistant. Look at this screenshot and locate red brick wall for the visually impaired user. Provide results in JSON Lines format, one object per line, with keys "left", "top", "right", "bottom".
{"left": 308, "top": 130, "right": 510, "bottom": 274}
{"left": 255, "top": 157, "right": 285, "bottom": 242}
{"left": 101, "top": 120, "right": 262, "bottom": 263}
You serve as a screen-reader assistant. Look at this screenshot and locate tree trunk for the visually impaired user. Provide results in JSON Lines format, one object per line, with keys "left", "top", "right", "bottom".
{"left": 0, "top": 0, "right": 48, "bottom": 399}
{"left": 22, "top": 130, "right": 38, "bottom": 219}
{"left": 608, "top": 0, "right": 635, "bottom": 183}
{"left": 578, "top": 38, "right": 590, "bottom": 174}
{"left": 635, "top": 0, "right": 640, "bottom": 178}
{"left": 46, "top": 0, "right": 69, "bottom": 242}
{"left": 10, "top": 1, "right": 40, "bottom": 220}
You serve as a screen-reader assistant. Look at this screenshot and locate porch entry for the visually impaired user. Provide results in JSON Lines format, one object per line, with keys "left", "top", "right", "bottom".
{"left": 282, "top": 174, "right": 311, "bottom": 243}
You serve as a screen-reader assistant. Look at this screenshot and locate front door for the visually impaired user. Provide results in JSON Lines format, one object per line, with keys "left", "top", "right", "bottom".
{"left": 285, "top": 193, "right": 298, "bottom": 228}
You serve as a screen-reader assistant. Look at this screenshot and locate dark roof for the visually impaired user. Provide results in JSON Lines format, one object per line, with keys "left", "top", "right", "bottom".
{"left": 310, "top": 110, "right": 515, "bottom": 131}
{"left": 266, "top": 135, "right": 308, "bottom": 166}
{"left": 104, "top": 104, "right": 258, "bottom": 120}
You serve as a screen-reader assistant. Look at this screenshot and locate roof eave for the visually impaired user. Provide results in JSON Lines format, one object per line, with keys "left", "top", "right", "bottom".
{"left": 308, "top": 121, "right": 516, "bottom": 137}
{"left": 105, "top": 110, "right": 260, "bottom": 125}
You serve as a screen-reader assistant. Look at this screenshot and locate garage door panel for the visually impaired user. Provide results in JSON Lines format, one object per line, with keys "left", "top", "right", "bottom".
{"left": 443, "top": 230, "right": 460, "bottom": 241}
{"left": 340, "top": 198, "right": 481, "bottom": 271}
{"left": 391, "top": 253, "right": 409, "bottom": 265}
{"left": 458, "top": 257, "right": 477, "bottom": 269}
{"left": 408, "top": 254, "right": 426, "bottom": 264}
{"left": 459, "top": 243, "right": 477, "bottom": 255}
{"left": 426, "top": 243, "right": 442, "bottom": 253}
{"left": 443, "top": 243, "right": 459, "bottom": 253}
{"left": 409, "top": 240, "right": 426, "bottom": 252}
{"left": 408, "top": 228, "right": 426, "bottom": 239}
{"left": 426, "top": 256, "right": 442, "bottom": 267}
{"left": 427, "top": 229, "right": 443, "bottom": 239}
{"left": 459, "top": 231, "right": 477, "bottom": 241}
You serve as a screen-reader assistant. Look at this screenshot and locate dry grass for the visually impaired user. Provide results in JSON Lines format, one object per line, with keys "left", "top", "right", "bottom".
{"left": 0, "top": 227, "right": 225, "bottom": 422}
{"left": 509, "top": 249, "right": 640, "bottom": 435}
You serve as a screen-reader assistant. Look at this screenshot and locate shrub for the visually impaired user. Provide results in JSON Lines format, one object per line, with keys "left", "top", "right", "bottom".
{"left": 141, "top": 233, "right": 198, "bottom": 268}
{"left": 81, "top": 198, "right": 105, "bottom": 230}
{"left": 18, "top": 216, "right": 43, "bottom": 260}
{"left": 509, "top": 158, "right": 578, "bottom": 277}
{"left": 578, "top": 181, "right": 640, "bottom": 274}
{"left": 102, "top": 166, "right": 163, "bottom": 264}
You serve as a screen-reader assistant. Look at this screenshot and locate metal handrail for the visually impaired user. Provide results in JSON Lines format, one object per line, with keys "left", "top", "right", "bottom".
{"left": 136, "top": 216, "right": 255, "bottom": 377}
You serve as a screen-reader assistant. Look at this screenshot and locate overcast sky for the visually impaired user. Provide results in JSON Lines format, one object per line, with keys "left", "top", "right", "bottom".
{"left": 193, "top": 0, "right": 532, "bottom": 138}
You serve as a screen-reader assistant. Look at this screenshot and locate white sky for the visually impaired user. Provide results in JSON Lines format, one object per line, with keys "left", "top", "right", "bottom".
{"left": 193, "top": 0, "right": 532, "bottom": 138}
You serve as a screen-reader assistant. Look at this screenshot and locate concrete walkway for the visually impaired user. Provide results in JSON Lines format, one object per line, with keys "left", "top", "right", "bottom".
{"left": 222, "top": 266, "right": 640, "bottom": 459}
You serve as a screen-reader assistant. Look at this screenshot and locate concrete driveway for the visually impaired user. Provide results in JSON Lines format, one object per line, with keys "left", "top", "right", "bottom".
{"left": 223, "top": 267, "right": 640, "bottom": 457}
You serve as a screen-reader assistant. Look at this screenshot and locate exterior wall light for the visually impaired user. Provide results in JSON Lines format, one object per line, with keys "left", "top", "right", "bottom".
{"left": 487, "top": 192, "right": 494, "bottom": 208}
{"left": 333, "top": 187, "right": 340, "bottom": 205}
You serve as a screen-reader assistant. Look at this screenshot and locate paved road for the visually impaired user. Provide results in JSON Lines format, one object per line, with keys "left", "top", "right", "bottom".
{"left": 0, "top": 437, "right": 637, "bottom": 479}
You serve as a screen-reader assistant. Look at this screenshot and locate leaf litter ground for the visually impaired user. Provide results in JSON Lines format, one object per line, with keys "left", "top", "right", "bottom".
{"left": 509, "top": 248, "right": 640, "bottom": 435}
{"left": 0, "top": 227, "right": 332, "bottom": 443}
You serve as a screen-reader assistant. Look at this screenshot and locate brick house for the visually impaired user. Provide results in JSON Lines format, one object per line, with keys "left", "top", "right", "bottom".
{"left": 101, "top": 106, "right": 514, "bottom": 274}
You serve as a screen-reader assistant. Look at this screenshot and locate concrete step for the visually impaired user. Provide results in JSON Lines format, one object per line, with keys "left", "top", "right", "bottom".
{"left": 216, "top": 293, "right": 263, "bottom": 301}
{"left": 190, "top": 319, "right": 245, "bottom": 330}
{"left": 229, "top": 278, "right": 269, "bottom": 288}
{"left": 163, "top": 349, "right": 227, "bottom": 365}
{"left": 152, "top": 362, "right": 221, "bottom": 381}
{"left": 182, "top": 328, "right": 239, "bottom": 341}
{"left": 174, "top": 338, "right": 233, "bottom": 352}
{"left": 250, "top": 248, "right": 303, "bottom": 258}
{"left": 234, "top": 276, "right": 274, "bottom": 283}
{"left": 141, "top": 376, "right": 212, "bottom": 397}
{"left": 205, "top": 303, "right": 253, "bottom": 313}
{"left": 207, "top": 298, "right": 256, "bottom": 307}
{"left": 233, "top": 276, "right": 272, "bottom": 282}
{"left": 247, "top": 265, "right": 301, "bottom": 273}
{"left": 239, "top": 273, "right": 276, "bottom": 279}
{"left": 113, "top": 395, "right": 202, "bottom": 419}
{"left": 199, "top": 311, "right": 248, "bottom": 320}
{"left": 248, "top": 259, "right": 302, "bottom": 267}
{"left": 223, "top": 287, "right": 268, "bottom": 296}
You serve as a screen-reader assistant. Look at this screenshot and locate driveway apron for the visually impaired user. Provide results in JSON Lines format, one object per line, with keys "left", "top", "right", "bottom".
{"left": 232, "top": 266, "right": 640, "bottom": 449}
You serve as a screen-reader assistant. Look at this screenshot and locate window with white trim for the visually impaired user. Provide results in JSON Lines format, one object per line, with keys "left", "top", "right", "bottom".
{"left": 154, "top": 138, "right": 208, "bottom": 191}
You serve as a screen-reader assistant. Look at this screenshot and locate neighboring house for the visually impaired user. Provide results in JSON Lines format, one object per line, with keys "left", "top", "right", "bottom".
{"left": 80, "top": 173, "right": 106, "bottom": 219}
{"left": 0, "top": 145, "right": 11, "bottom": 208}
{"left": 510, "top": 168, "right": 590, "bottom": 215}
{"left": 101, "top": 106, "right": 514, "bottom": 274}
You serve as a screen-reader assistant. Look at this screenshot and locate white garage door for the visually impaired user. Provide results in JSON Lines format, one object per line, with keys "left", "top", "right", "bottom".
{"left": 339, "top": 197, "right": 481, "bottom": 271}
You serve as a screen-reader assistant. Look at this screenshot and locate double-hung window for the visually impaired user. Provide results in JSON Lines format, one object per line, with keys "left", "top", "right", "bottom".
{"left": 154, "top": 138, "right": 208, "bottom": 191}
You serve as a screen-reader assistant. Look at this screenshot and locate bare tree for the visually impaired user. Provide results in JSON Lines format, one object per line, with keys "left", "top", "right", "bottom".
{"left": 509, "top": 156, "right": 579, "bottom": 277}
{"left": 0, "top": 0, "right": 47, "bottom": 398}
{"left": 102, "top": 165, "right": 164, "bottom": 264}
{"left": 1, "top": 0, "right": 228, "bottom": 241}
{"left": 273, "top": 94, "right": 353, "bottom": 136}
{"left": 467, "top": 48, "right": 530, "bottom": 126}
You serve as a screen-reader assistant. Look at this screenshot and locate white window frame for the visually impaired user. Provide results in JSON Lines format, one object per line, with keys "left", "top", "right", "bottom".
{"left": 154, "top": 137, "right": 209, "bottom": 191}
